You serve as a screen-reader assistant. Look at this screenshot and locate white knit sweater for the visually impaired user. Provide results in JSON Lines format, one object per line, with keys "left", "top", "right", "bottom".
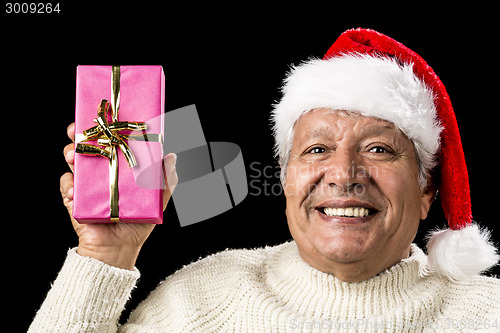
{"left": 29, "top": 242, "right": 500, "bottom": 332}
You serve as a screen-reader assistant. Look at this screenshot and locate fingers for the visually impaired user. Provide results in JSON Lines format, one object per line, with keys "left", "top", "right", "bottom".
{"left": 60, "top": 172, "right": 74, "bottom": 202}
{"left": 67, "top": 122, "right": 75, "bottom": 142}
{"left": 65, "top": 123, "right": 76, "bottom": 172}
{"left": 60, "top": 172, "right": 80, "bottom": 230}
{"left": 61, "top": 123, "right": 76, "bottom": 219}
{"left": 63, "top": 143, "right": 75, "bottom": 171}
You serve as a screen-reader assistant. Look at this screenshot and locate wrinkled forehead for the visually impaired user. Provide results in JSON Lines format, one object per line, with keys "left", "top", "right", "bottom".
{"left": 294, "top": 108, "right": 403, "bottom": 142}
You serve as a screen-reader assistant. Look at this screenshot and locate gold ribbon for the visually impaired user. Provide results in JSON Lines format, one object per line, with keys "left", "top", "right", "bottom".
{"left": 75, "top": 99, "right": 145, "bottom": 168}
{"left": 75, "top": 66, "right": 162, "bottom": 222}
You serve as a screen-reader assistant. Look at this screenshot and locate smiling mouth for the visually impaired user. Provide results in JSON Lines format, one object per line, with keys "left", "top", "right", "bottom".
{"left": 316, "top": 206, "right": 376, "bottom": 217}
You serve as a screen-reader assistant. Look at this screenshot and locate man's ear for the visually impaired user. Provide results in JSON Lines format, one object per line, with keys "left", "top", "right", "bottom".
{"left": 420, "top": 177, "right": 437, "bottom": 220}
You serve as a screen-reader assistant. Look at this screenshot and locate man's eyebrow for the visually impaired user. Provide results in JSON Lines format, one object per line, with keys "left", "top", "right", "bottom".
{"left": 363, "top": 122, "right": 399, "bottom": 134}
{"left": 305, "top": 127, "right": 335, "bottom": 139}
{"left": 304, "top": 122, "right": 400, "bottom": 140}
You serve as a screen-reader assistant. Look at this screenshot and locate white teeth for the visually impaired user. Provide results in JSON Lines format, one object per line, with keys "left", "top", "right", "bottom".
{"left": 322, "top": 207, "right": 370, "bottom": 217}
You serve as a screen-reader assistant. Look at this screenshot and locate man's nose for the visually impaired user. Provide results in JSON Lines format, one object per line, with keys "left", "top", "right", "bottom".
{"left": 322, "top": 150, "right": 369, "bottom": 194}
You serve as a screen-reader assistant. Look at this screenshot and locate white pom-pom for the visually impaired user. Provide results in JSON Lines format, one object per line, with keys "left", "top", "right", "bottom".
{"left": 427, "top": 224, "right": 499, "bottom": 280}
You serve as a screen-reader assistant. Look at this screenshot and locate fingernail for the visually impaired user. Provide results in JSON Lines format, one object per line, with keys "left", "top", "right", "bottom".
{"left": 171, "top": 153, "right": 177, "bottom": 169}
{"left": 67, "top": 187, "right": 74, "bottom": 200}
{"left": 165, "top": 153, "right": 177, "bottom": 170}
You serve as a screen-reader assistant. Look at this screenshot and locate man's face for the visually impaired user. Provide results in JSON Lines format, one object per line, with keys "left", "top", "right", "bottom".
{"left": 284, "top": 108, "right": 434, "bottom": 281}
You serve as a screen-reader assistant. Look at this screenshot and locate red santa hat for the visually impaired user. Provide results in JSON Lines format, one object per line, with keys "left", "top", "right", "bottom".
{"left": 272, "top": 28, "right": 498, "bottom": 279}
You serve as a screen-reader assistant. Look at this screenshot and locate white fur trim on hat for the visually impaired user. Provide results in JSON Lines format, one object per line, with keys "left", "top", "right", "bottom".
{"left": 272, "top": 54, "right": 443, "bottom": 165}
{"left": 427, "top": 224, "right": 499, "bottom": 280}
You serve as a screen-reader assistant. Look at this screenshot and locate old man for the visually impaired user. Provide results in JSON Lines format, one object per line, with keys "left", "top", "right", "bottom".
{"left": 30, "top": 28, "right": 500, "bottom": 332}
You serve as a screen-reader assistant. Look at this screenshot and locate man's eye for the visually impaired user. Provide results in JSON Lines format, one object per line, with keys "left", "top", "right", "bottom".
{"left": 369, "top": 146, "right": 387, "bottom": 154}
{"left": 308, "top": 147, "right": 326, "bottom": 154}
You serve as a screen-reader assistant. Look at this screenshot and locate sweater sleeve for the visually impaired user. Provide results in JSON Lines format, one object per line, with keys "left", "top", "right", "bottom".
{"left": 28, "top": 248, "right": 140, "bottom": 333}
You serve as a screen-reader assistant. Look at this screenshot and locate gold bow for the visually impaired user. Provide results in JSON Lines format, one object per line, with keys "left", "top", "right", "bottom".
{"left": 75, "top": 99, "right": 147, "bottom": 168}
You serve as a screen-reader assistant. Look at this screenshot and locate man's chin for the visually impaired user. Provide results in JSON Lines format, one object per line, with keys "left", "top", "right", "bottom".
{"left": 314, "top": 237, "right": 376, "bottom": 264}
{"left": 307, "top": 220, "right": 383, "bottom": 265}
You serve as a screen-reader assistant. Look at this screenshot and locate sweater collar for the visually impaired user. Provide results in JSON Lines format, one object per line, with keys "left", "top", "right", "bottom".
{"left": 265, "top": 241, "right": 431, "bottom": 318}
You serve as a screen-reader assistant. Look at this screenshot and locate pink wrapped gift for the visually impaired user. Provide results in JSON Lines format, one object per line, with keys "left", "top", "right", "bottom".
{"left": 73, "top": 65, "right": 164, "bottom": 224}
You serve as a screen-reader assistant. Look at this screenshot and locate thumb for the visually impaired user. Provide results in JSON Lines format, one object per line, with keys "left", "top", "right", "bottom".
{"left": 162, "top": 153, "right": 178, "bottom": 210}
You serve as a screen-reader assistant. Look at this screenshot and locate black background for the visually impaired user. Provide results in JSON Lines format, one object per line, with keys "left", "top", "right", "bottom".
{"left": 2, "top": 3, "right": 499, "bottom": 331}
